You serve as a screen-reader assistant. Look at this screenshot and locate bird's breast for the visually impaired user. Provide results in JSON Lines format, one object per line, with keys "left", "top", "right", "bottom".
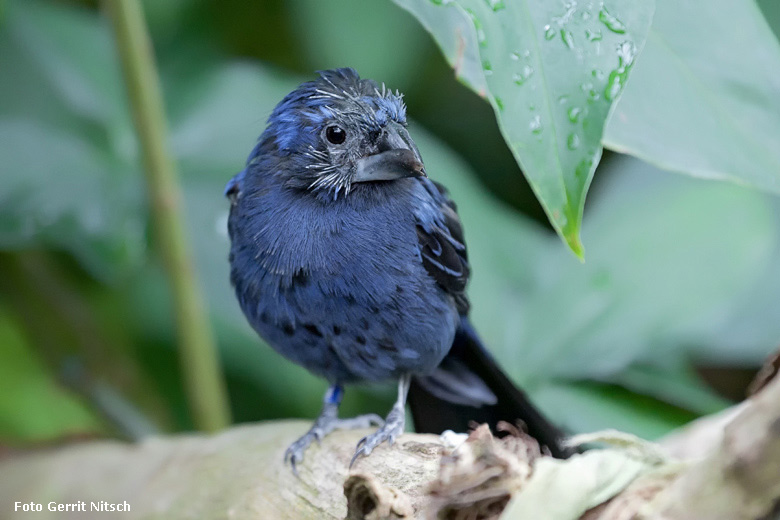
{"left": 228, "top": 182, "right": 458, "bottom": 383}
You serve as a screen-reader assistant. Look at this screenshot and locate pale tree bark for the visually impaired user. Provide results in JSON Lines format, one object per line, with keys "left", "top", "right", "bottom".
{"left": 643, "top": 365, "right": 780, "bottom": 520}
{"left": 1, "top": 372, "right": 779, "bottom": 520}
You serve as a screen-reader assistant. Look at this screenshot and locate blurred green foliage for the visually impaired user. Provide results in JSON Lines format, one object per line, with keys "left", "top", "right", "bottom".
{"left": 0, "top": 0, "right": 779, "bottom": 444}
{"left": 0, "top": 310, "right": 103, "bottom": 441}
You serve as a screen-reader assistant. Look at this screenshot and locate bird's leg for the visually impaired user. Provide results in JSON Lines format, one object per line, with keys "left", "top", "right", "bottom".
{"left": 350, "top": 373, "right": 412, "bottom": 467}
{"left": 284, "top": 385, "right": 383, "bottom": 473}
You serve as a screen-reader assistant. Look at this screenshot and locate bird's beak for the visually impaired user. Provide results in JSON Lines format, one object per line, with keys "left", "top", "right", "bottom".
{"left": 353, "top": 123, "right": 426, "bottom": 183}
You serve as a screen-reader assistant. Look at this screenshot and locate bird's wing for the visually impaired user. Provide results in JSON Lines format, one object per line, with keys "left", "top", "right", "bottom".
{"left": 416, "top": 179, "right": 470, "bottom": 314}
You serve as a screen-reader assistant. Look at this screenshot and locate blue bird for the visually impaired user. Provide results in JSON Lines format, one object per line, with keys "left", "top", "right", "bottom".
{"left": 226, "top": 68, "right": 567, "bottom": 470}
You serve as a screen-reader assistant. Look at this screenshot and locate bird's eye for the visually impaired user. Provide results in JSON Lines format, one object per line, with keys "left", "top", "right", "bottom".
{"left": 325, "top": 125, "right": 346, "bottom": 145}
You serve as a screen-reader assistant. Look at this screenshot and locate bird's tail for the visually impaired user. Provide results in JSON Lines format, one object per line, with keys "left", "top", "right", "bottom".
{"left": 408, "top": 317, "right": 571, "bottom": 458}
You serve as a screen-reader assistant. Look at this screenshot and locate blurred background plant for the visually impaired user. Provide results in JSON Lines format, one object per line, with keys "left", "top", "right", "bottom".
{"left": 1, "top": 0, "right": 779, "bottom": 446}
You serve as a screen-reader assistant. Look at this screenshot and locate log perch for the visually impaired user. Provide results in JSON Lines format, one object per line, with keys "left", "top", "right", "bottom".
{"left": 1, "top": 368, "right": 780, "bottom": 520}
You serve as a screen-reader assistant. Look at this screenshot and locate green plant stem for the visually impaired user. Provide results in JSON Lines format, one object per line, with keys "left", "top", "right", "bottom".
{"left": 103, "top": 0, "right": 230, "bottom": 432}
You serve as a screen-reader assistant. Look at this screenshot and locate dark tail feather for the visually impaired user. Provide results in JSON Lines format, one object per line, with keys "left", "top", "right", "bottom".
{"left": 408, "top": 317, "right": 571, "bottom": 458}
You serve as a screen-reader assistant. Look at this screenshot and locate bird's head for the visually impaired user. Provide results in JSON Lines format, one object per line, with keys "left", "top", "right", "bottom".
{"left": 257, "top": 68, "right": 426, "bottom": 198}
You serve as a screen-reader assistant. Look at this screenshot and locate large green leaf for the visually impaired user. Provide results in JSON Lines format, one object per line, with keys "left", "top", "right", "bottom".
{"left": 0, "top": 119, "right": 145, "bottom": 281}
{"left": 534, "top": 381, "right": 697, "bottom": 439}
{"left": 491, "top": 155, "right": 778, "bottom": 389}
{"left": 0, "top": 0, "right": 144, "bottom": 280}
{"left": 386, "top": 0, "right": 489, "bottom": 95}
{"left": 609, "top": 365, "right": 732, "bottom": 416}
{"left": 1, "top": 0, "right": 134, "bottom": 155}
{"left": 684, "top": 202, "right": 780, "bottom": 365}
{"left": 603, "top": 0, "right": 780, "bottom": 193}
{"left": 393, "top": 0, "right": 655, "bottom": 256}
{"left": 758, "top": 0, "right": 780, "bottom": 40}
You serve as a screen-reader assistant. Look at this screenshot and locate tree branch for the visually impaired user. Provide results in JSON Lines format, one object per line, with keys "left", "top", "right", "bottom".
{"left": 2, "top": 374, "right": 780, "bottom": 520}
{"left": 645, "top": 365, "right": 780, "bottom": 520}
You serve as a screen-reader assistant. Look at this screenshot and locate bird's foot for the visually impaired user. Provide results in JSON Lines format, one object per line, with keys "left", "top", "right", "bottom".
{"left": 350, "top": 405, "right": 406, "bottom": 467}
{"left": 284, "top": 412, "right": 383, "bottom": 474}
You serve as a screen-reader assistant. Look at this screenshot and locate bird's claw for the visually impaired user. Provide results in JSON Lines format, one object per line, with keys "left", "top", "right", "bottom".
{"left": 284, "top": 435, "right": 313, "bottom": 476}
{"left": 283, "top": 413, "right": 385, "bottom": 473}
{"left": 349, "top": 408, "right": 404, "bottom": 468}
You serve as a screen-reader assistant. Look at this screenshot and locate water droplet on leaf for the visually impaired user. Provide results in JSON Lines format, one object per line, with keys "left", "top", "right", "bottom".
{"left": 467, "top": 9, "right": 487, "bottom": 45}
{"left": 604, "top": 41, "right": 636, "bottom": 100}
{"left": 585, "top": 29, "right": 602, "bottom": 42}
{"left": 567, "top": 133, "right": 581, "bottom": 150}
{"left": 485, "top": 0, "right": 506, "bottom": 11}
{"left": 544, "top": 25, "right": 556, "bottom": 40}
{"left": 617, "top": 40, "right": 636, "bottom": 66}
{"left": 604, "top": 73, "right": 622, "bottom": 100}
{"left": 567, "top": 106, "right": 583, "bottom": 123}
{"left": 529, "top": 115, "right": 543, "bottom": 134}
{"left": 512, "top": 65, "right": 534, "bottom": 85}
{"left": 561, "top": 30, "right": 574, "bottom": 49}
{"left": 599, "top": 5, "right": 626, "bottom": 33}
{"left": 575, "top": 157, "right": 594, "bottom": 178}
